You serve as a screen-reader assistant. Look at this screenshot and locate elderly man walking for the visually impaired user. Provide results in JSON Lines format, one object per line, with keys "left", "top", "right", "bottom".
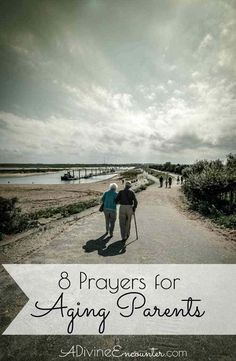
{"left": 116, "top": 181, "right": 138, "bottom": 241}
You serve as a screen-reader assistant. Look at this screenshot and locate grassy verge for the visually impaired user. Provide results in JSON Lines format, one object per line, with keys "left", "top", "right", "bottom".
{"left": 120, "top": 168, "right": 155, "bottom": 191}
{"left": 119, "top": 168, "right": 142, "bottom": 180}
{"left": 185, "top": 197, "right": 236, "bottom": 230}
{"left": 145, "top": 168, "right": 174, "bottom": 179}
{"left": 0, "top": 196, "right": 100, "bottom": 236}
{"left": 135, "top": 179, "right": 155, "bottom": 192}
{"left": 30, "top": 198, "right": 100, "bottom": 219}
{"left": 213, "top": 214, "right": 236, "bottom": 229}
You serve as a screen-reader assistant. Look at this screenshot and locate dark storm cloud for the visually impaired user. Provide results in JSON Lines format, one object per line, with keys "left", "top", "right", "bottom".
{"left": 163, "top": 132, "right": 214, "bottom": 151}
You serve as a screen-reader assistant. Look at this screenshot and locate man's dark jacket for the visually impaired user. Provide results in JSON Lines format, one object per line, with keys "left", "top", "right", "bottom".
{"left": 116, "top": 187, "right": 138, "bottom": 209}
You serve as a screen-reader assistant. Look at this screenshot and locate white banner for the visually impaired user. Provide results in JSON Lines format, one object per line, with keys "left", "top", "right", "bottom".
{"left": 2, "top": 264, "right": 236, "bottom": 335}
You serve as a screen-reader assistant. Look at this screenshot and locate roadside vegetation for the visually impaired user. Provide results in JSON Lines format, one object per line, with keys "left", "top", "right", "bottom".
{"left": 182, "top": 154, "right": 236, "bottom": 229}
{"left": 119, "top": 168, "right": 143, "bottom": 180}
{"left": 0, "top": 196, "right": 100, "bottom": 236}
{"left": 150, "top": 162, "right": 188, "bottom": 174}
{"left": 120, "top": 168, "right": 155, "bottom": 191}
{"left": 0, "top": 197, "right": 30, "bottom": 235}
{"left": 30, "top": 198, "right": 100, "bottom": 219}
{"left": 135, "top": 179, "right": 155, "bottom": 192}
{"left": 145, "top": 168, "right": 174, "bottom": 179}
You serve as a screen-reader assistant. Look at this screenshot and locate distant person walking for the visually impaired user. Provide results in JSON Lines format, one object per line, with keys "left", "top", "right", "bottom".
{"left": 116, "top": 181, "right": 138, "bottom": 241}
{"left": 101, "top": 183, "right": 118, "bottom": 237}
{"left": 177, "top": 176, "right": 180, "bottom": 185}
{"left": 165, "top": 177, "right": 168, "bottom": 188}
{"left": 181, "top": 176, "right": 184, "bottom": 185}
{"left": 159, "top": 176, "right": 164, "bottom": 188}
{"left": 168, "top": 176, "right": 172, "bottom": 188}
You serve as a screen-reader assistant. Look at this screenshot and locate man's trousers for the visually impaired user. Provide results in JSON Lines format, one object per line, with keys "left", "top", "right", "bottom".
{"left": 119, "top": 205, "right": 133, "bottom": 240}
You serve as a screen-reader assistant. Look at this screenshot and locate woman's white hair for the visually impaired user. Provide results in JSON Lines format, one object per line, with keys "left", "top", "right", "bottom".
{"left": 109, "top": 183, "right": 118, "bottom": 191}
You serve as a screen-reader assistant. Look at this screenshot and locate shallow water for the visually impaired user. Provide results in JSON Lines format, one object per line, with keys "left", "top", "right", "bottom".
{"left": 0, "top": 171, "right": 117, "bottom": 185}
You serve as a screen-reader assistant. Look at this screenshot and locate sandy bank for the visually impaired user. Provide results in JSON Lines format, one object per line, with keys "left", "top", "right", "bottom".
{"left": 0, "top": 176, "right": 123, "bottom": 214}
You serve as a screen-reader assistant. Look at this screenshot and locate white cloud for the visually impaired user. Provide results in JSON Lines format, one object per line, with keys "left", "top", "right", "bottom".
{"left": 198, "top": 33, "right": 213, "bottom": 50}
{"left": 156, "top": 85, "right": 168, "bottom": 93}
{"left": 192, "top": 71, "right": 200, "bottom": 79}
{"left": 169, "top": 65, "right": 177, "bottom": 71}
{"left": 145, "top": 93, "right": 155, "bottom": 101}
{"left": 218, "top": 49, "right": 233, "bottom": 68}
{"left": 173, "top": 89, "right": 184, "bottom": 97}
{"left": 221, "top": 28, "right": 229, "bottom": 36}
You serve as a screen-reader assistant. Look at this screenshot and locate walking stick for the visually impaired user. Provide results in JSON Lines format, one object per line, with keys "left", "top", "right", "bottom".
{"left": 133, "top": 212, "right": 138, "bottom": 240}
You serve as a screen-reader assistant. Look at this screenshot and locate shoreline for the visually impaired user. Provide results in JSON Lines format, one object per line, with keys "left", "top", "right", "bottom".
{"left": 0, "top": 171, "right": 117, "bottom": 181}
{"left": 0, "top": 171, "right": 58, "bottom": 178}
{"left": 0, "top": 175, "right": 122, "bottom": 215}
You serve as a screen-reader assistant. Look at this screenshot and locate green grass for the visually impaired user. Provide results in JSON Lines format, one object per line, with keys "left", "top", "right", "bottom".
{"left": 187, "top": 198, "right": 236, "bottom": 230}
{"left": 213, "top": 214, "right": 236, "bottom": 229}
{"left": 135, "top": 179, "right": 155, "bottom": 193}
{"left": 146, "top": 168, "right": 174, "bottom": 178}
{"left": 0, "top": 197, "right": 100, "bottom": 236}
{"left": 30, "top": 198, "right": 100, "bottom": 220}
{"left": 120, "top": 169, "right": 142, "bottom": 180}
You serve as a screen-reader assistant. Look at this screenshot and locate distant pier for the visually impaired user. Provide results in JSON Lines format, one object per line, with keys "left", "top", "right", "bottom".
{"left": 61, "top": 167, "right": 118, "bottom": 181}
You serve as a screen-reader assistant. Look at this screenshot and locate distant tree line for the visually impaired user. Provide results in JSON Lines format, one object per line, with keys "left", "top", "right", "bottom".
{"left": 149, "top": 162, "right": 189, "bottom": 174}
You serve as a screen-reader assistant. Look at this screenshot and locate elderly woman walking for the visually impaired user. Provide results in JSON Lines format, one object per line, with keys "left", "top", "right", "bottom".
{"left": 101, "top": 183, "right": 118, "bottom": 237}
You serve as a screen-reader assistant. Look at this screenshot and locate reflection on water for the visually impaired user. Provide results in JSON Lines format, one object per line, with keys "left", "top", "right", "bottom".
{"left": 0, "top": 171, "right": 117, "bottom": 185}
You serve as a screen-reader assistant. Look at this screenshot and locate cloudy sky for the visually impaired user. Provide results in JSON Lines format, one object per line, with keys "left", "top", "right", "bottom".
{"left": 0, "top": 0, "right": 235, "bottom": 163}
